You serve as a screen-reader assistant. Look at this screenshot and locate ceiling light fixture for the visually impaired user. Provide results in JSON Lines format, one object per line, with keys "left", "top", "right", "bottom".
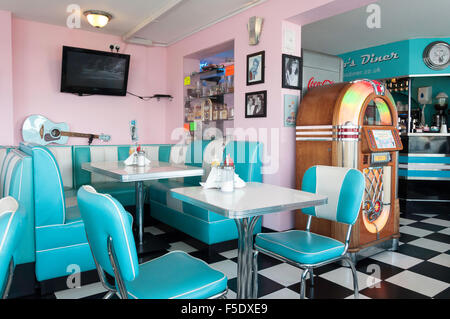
{"left": 84, "top": 10, "right": 113, "bottom": 28}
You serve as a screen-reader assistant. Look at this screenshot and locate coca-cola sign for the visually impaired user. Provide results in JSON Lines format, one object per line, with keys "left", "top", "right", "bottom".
{"left": 307, "top": 77, "right": 334, "bottom": 89}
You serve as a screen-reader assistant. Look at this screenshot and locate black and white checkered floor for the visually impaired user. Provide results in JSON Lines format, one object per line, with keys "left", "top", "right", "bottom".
{"left": 52, "top": 211, "right": 450, "bottom": 299}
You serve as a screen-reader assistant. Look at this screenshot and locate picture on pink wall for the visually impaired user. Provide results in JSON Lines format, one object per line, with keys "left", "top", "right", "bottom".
{"left": 245, "top": 91, "right": 267, "bottom": 118}
{"left": 246, "top": 51, "right": 265, "bottom": 85}
{"left": 282, "top": 54, "right": 302, "bottom": 90}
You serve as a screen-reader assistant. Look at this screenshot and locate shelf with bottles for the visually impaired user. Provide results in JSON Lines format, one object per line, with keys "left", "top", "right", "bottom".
{"left": 185, "top": 66, "right": 234, "bottom": 100}
{"left": 386, "top": 77, "right": 409, "bottom": 93}
{"left": 185, "top": 99, "right": 234, "bottom": 123}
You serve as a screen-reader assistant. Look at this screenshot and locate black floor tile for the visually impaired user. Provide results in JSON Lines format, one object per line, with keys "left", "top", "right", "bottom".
{"left": 311, "top": 262, "right": 341, "bottom": 276}
{"left": 400, "top": 214, "right": 429, "bottom": 221}
{"left": 153, "top": 230, "right": 190, "bottom": 244}
{"left": 231, "top": 252, "right": 283, "bottom": 271}
{"left": 399, "top": 233, "right": 421, "bottom": 243}
{"left": 433, "top": 287, "right": 450, "bottom": 299}
{"left": 183, "top": 237, "right": 209, "bottom": 251}
{"left": 355, "top": 258, "right": 404, "bottom": 280}
{"left": 433, "top": 214, "right": 450, "bottom": 221}
{"left": 189, "top": 249, "right": 227, "bottom": 264}
{"left": 408, "top": 261, "right": 450, "bottom": 284}
{"left": 424, "top": 232, "right": 450, "bottom": 244}
{"left": 360, "top": 280, "right": 430, "bottom": 299}
{"left": 396, "top": 243, "right": 441, "bottom": 260}
{"left": 228, "top": 274, "right": 284, "bottom": 298}
{"left": 287, "top": 276, "right": 354, "bottom": 299}
{"left": 209, "top": 239, "right": 238, "bottom": 253}
{"left": 407, "top": 222, "right": 446, "bottom": 232}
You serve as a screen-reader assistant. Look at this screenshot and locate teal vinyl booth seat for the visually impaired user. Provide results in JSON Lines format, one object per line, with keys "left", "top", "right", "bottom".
{"left": 78, "top": 185, "right": 227, "bottom": 299}
{"left": 0, "top": 197, "right": 25, "bottom": 299}
{"left": 147, "top": 139, "right": 263, "bottom": 244}
{"left": 0, "top": 147, "right": 35, "bottom": 285}
{"left": 19, "top": 142, "right": 96, "bottom": 282}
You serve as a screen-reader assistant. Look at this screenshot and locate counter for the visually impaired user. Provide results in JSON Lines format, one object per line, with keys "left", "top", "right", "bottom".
{"left": 399, "top": 134, "right": 450, "bottom": 215}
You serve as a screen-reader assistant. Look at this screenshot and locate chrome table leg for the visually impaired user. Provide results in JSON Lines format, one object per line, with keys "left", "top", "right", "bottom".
{"left": 235, "top": 216, "right": 260, "bottom": 299}
{"left": 135, "top": 181, "right": 145, "bottom": 246}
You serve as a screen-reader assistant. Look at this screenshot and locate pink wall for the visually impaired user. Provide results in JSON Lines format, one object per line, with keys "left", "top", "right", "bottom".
{"left": 0, "top": 11, "right": 14, "bottom": 145}
{"left": 165, "top": 0, "right": 372, "bottom": 230}
{"left": 10, "top": 18, "right": 168, "bottom": 145}
{"left": 0, "top": 0, "right": 373, "bottom": 231}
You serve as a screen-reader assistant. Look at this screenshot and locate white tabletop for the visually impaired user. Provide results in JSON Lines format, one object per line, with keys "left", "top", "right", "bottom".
{"left": 171, "top": 182, "right": 328, "bottom": 219}
{"left": 82, "top": 161, "right": 204, "bottom": 182}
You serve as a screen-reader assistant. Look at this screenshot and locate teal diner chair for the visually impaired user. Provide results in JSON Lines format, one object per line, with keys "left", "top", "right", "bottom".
{"left": 253, "top": 165, "right": 365, "bottom": 299}
{"left": 77, "top": 185, "right": 228, "bottom": 299}
{"left": 0, "top": 197, "right": 24, "bottom": 299}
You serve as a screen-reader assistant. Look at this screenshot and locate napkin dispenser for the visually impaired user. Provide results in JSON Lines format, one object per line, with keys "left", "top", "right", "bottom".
{"left": 124, "top": 145, "right": 151, "bottom": 166}
{"left": 201, "top": 156, "right": 246, "bottom": 190}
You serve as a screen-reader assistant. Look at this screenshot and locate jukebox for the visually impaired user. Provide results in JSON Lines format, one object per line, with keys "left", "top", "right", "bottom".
{"left": 295, "top": 79, "right": 403, "bottom": 262}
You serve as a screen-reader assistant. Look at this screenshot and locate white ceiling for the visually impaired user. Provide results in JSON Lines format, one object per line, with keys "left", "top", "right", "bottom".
{"left": 302, "top": 0, "right": 450, "bottom": 55}
{"left": 0, "top": 0, "right": 266, "bottom": 46}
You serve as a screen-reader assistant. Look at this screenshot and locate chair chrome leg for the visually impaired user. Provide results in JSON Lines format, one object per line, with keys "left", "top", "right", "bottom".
{"left": 299, "top": 268, "right": 309, "bottom": 299}
{"left": 103, "top": 291, "right": 115, "bottom": 299}
{"left": 309, "top": 267, "right": 314, "bottom": 287}
{"left": 2, "top": 259, "right": 14, "bottom": 299}
{"left": 252, "top": 250, "right": 258, "bottom": 299}
{"left": 343, "top": 257, "right": 359, "bottom": 299}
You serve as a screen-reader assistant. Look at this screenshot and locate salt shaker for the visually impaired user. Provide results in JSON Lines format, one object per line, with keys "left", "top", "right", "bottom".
{"left": 220, "top": 154, "right": 235, "bottom": 192}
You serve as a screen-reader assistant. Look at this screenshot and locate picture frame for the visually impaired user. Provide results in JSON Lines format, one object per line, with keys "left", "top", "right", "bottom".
{"left": 282, "top": 54, "right": 302, "bottom": 90}
{"left": 284, "top": 94, "right": 299, "bottom": 127}
{"left": 246, "top": 51, "right": 265, "bottom": 86}
{"left": 245, "top": 90, "right": 267, "bottom": 118}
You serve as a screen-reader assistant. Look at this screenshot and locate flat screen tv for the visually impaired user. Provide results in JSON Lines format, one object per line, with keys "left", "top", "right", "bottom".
{"left": 61, "top": 46, "right": 130, "bottom": 96}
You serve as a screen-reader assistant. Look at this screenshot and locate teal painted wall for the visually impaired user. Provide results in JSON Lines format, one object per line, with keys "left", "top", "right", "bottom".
{"left": 411, "top": 76, "right": 450, "bottom": 127}
{"left": 339, "top": 38, "right": 450, "bottom": 81}
{"left": 409, "top": 38, "right": 450, "bottom": 75}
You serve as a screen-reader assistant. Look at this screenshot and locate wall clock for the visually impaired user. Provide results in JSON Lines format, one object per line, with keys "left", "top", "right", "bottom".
{"left": 423, "top": 41, "right": 450, "bottom": 70}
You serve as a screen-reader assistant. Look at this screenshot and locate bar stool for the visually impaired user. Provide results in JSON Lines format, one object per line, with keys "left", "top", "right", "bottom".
{"left": 0, "top": 197, "right": 23, "bottom": 299}
{"left": 253, "top": 165, "right": 365, "bottom": 299}
{"left": 77, "top": 185, "right": 228, "bottom": 299}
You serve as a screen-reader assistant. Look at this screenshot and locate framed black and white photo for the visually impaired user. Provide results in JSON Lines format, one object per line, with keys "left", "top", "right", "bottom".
{"left": 282, "top": 54, "right": 302, "bottom": 90}
{"left": 246, "top": 51, "right": 265, "bottom": 85}
{"left": 245, "top": 91, "right": 267, "bottom": 118}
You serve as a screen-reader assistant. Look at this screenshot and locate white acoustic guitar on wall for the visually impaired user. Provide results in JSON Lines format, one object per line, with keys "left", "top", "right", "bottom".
{"left": 22, "top": 115, "right": 111, "bottom": 145}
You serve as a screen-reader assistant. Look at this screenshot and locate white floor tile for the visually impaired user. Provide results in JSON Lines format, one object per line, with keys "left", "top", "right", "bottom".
{"left": 399, "top": 225, "right": 433, "bottom": 238}
{"left": 421, "top": 218, "right": 450, "bottom": 228}
{"left": 438, "top": 228, "right": 450, "bottom": 236}
{"left": 260, "top": 288, "right": 299, "bottom": 299}
{"left": 209, "top": 260, "right": 237, "bottom": 280}
{"left": 55, "top": 282, "right": 106, "bottom": 299}
{"left": 320, "top": 267, "right": 381, "bottom": 291}
{"left": 226, "top": 289, "right": 237, "bottom": 299}
{"left": 399, "top": 217, "right": 417, "bottom": 226}
{"left": 144, "top": 226, "right": 164, "bottom": 235}
{"left": 370, "top": 251, "right": 423, "bottom": 269}
{"left": 428, "top": 254, "right": 450, "bottom": 268}
{"left": 219, "top": 249, "right": 238, "bottom": 259}
{"left": 168, "top": 241, "right": 197, "bottom": 253}
{"left": 258, "top": 263, "right": 306, "bottom": 287}
{"left": 386, "top": 270, "right": 449, "bottom": 298}
{"left": 408, "top": 238, "right": 450, "bottom": 253}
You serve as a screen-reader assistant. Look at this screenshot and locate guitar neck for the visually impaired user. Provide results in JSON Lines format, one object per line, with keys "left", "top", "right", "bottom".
{"left": 60, "top": 131, "right": 99, "bottom": 139}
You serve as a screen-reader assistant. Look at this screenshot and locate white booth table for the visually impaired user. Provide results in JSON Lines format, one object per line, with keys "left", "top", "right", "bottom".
{"left": 82, "top": 161, "right": 204, "bottom": 254}
{"left": 170, "top": 182, "right": 327, "bottom": 299}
